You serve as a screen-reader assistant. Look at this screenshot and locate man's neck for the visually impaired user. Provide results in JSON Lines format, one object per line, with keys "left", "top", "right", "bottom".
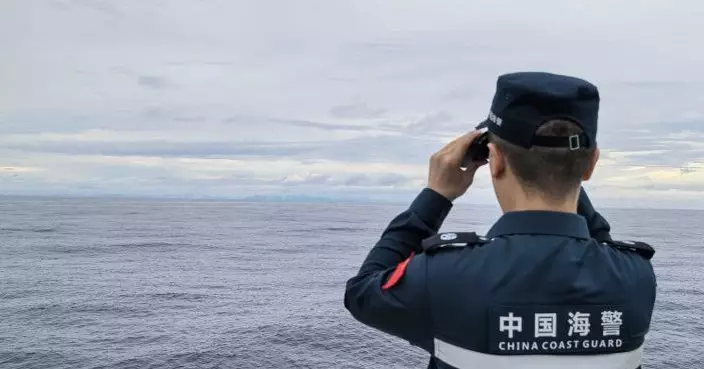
{"left": 503, "top": 193, "right": 579, "bottom": 214}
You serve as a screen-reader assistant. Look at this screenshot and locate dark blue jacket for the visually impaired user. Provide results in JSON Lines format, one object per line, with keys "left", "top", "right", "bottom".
{"left": 344, "top": 188, "right": 656, "bottom": 369}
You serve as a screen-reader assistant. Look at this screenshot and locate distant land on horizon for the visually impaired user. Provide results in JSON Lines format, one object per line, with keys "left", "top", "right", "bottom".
{"left": 238, "top": 194, "right": 349, "bottom": 203}
{"left": 2, "top": 192, "right": 704, "bottom": 212}
{"left": 0, "top": 193, "right": 392, "bottom": 205}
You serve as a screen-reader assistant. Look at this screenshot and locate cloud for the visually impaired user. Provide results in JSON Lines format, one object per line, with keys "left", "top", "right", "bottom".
{"left": 2, "top": 0, "right": 704, "bottom": 207}
{"left": 403, "top": 112, "right": 460, "bottom": 134}
{"left": 138, "top": 76, "right": 171, "bottom": 90}
{"left": 329, "top": 104, "right": 387, "bottom": 119}
{"left": 0, "top": 127, "right": 443, "bottom": 165}
{"left": 2, "top": 138, "right": 314, "bottom": 158}
{"left": 263, "top": 118, "right": 379, "bottom": 133}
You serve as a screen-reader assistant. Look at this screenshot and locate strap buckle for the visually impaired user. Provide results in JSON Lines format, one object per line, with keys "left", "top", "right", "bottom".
{"left": 568, "top": 135, "right": 580, "bottom": 150}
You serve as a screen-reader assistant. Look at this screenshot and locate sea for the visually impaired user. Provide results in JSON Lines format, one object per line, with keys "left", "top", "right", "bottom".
{"left": 1, "top": 196, "right": 703, "bottom": 368}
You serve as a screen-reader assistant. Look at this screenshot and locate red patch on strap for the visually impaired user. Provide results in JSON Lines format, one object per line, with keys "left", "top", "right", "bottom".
{"left": 382, "top": 252, "right": 415, "bottom": 290}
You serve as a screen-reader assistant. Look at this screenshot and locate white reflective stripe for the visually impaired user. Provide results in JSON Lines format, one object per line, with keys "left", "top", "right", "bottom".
{"left": 434, "top": 338, "right": 643, "bottom": 369}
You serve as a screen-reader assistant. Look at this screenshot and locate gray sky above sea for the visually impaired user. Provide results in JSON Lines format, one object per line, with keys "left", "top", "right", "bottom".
{"left": 2, "top": 1, "right": 704, "bottom": 208}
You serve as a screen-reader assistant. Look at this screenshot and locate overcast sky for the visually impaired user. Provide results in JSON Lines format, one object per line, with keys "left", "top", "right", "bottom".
{"left": 2, "top": 0, "right": 704, "bottom": 208}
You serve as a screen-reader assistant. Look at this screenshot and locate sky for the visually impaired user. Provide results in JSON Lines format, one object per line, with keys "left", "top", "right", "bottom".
{"left": 2, "top": 0, "right": 704, "bottom": 208}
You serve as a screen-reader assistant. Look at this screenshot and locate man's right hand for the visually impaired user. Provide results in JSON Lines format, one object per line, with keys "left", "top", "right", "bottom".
{"left": 427, "top": 130, "right": 488, "bottom": 202}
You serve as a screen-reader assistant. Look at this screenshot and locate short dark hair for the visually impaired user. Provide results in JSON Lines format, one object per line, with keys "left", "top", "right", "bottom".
{"left": 490, "top": 119, "right": 595, "bottom": 201}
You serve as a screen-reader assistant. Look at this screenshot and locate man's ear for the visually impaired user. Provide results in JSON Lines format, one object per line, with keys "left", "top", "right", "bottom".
{"left": 582, "top": 147, "right": 600, "bottom": 181}
{"left": 488, "top": 142, "right": 506, "bottom": 179}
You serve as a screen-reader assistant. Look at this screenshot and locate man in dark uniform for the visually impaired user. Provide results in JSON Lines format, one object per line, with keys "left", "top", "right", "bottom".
{"left": 343, "top": 72, "right": 657, "bottom": 369}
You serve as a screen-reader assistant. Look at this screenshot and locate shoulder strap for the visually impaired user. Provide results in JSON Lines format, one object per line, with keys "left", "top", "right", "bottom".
{"left": 602, "top": 239, "right": 655, "bottom": 260}
{"left": 421, "top": 232, "right": 488, "bottom": 254}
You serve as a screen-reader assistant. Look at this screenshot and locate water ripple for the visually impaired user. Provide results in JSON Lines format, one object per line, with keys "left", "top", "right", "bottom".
{"left": 0, "top": 199, "right": 702, "bottom": 368}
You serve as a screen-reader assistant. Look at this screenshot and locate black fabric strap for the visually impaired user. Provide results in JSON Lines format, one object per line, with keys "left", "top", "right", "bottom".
{"left": 531, "top": 133, "right": 590, "bottom": 149}
{"left": 602, "top": 239, "right": 656, "bottom": 260}
{"left": 421, "top": 232, "right": 487, "bottom": 253}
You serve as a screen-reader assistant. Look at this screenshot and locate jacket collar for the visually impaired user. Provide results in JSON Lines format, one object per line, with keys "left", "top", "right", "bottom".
{"left": 486, "top": 210, "right": 591, "bottom": 240}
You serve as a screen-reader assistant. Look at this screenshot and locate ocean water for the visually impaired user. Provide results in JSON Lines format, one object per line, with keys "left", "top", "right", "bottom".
{"left": 1, "top": 197, "right": 703, "bottom": 368}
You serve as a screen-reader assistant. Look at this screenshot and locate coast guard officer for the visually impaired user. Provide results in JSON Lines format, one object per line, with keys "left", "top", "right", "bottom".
{"left": 344, "top": 72, "right": 657, "bottom": 369}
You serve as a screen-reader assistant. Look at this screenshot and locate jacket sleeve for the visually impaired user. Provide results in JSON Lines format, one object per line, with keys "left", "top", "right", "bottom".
{"left": 343, "top": 188, "right": 452, "bottom": 353}
{"left": 577, "top": 186, "right": 613, "bottom": 242}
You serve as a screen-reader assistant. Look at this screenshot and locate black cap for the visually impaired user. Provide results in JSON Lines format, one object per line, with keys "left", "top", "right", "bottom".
{"left": 476, "top": 72, "right": 600, "bottom": 150}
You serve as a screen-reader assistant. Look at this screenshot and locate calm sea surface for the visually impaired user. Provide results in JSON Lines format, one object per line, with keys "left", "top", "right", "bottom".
{"left": 1, "top": 197, "right": 703, "bottom": 368}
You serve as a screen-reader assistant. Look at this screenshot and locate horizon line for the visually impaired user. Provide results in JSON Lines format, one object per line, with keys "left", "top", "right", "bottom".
{"left": 1, "top": 193, "right": 703, "bottom": 212}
